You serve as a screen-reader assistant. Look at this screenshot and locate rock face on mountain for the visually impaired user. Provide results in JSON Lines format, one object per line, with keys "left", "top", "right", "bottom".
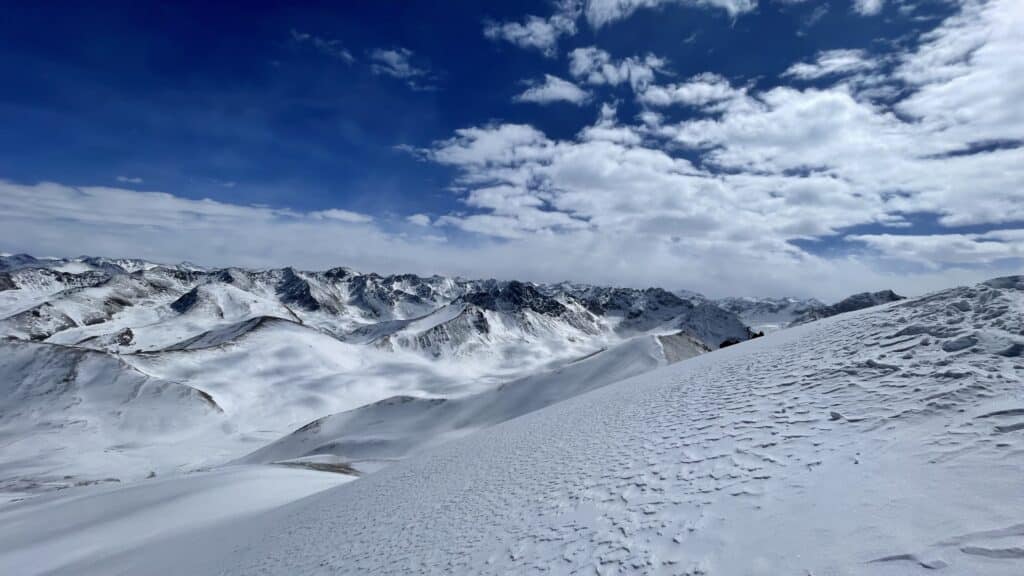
{"left": 790, "top": 289, "right": 904, "bottom": 325}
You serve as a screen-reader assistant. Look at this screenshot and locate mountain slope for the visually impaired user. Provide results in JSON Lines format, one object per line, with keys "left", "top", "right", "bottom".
{"left": 240, "top": 331, "right": 709, "bottom": 471}
{"left": 716, "top": 295, "right": 825, "bottom": 332}
{"left": 0, "top": 254, "right": 761, "bottom": 506}
{"left": 0, "top": 339, "right": 222, "bottom": 498}
{"left": 790, "top": 289, "right": 904, "bottom": 326}
{"left": 161, "top": 275, "right": 1024, "bottom": 576}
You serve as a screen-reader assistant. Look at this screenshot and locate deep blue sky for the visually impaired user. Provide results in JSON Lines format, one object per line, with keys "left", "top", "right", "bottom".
{"left": 1, "top": 0, "right": 1018, "bottom": 298}
{"left": 0, "top": 0, "right": 949, "bottom": 216}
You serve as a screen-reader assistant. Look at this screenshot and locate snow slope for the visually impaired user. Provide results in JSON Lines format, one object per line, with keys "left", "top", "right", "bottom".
{"left": 158, "top": 275, "right": 1020, "bottom": 575}
{"left": 240, "top": 331, "right": 709, "bottom": 471}
{"left": 0, "top": 339, "right": 222, "bottom": 499}
{"left": 0, "top": 466, "right": 349, "bottom": 576}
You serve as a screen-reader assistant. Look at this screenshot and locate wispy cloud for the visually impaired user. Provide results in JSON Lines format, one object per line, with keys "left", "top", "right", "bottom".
{"left": 311, "top": 208, "right": 374, "bottom": 224}
{"left": 290, "top": 29, "right": 355, "bottom": 64}
{"left": 115, "top": 175, "right": 143, "bottom": 184}
{"left": 483, "top": 0, "right": 757, "bottom": 57}
{"left": 783, "top": 49, "right": 878, "bottom": 80}
{"left": 368, "top": 48, "right": 436, "bottom": 91}
{"left": 584, "top": 0, "right": 757, "bottom": 28}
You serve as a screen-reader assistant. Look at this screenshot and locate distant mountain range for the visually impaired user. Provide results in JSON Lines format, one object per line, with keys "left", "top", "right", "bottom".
{"left": 0, "top": 251, "right": 902, "bottom": 498}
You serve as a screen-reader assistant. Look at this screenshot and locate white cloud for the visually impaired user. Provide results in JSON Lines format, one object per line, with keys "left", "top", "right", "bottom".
{"left": 312, "top": 208, "right": 374, "bottom": 224}
{"left": 483, "top": 0, "right": 758, "bottom": 55}
{"left": 637, "top": 72, "right": 747, "bottom": 109}
{"left": 1, "top": 177, "right": 1017, "bottom": 301}
{"left": 483, "top": 5, "right": 578, "bottom": 57}
{"left": 853, "top": 0, "right": 884, "bottom": 16}
{"left": 568, "top": 47, "right": 666, "bottom": 90}
{"left": 290, "top": 29, "right": 355, "bottom": 64}
{"left": 115, "top": 176, "right": 143, "bottom": 184}
{"left": 514, "top": 75, "right": 591, "bottom": 105}
{"left": 850, "top": 230, "right": 1024, "bottom": 266}
{"left": 584, "top": 0, "right": 758, "bottom": 28}
{"left": 895, "top": 0, "right": 1024, "bottom": 149}
{"left": 783, "top": 49, "right": 878, "bottom": 80}
{"left": 368, "top": 48, "right": 434, "bottom": 90}
{"left": 406, "top": 213, "right": 432, "bottom": 226}
{"left": 580, "top": 104, "right": 644, "bottom": 144}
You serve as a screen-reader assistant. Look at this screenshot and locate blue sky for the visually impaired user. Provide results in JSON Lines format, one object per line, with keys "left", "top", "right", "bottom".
{"left": 0, "top": 0, "right": 1020, "bottom": 298}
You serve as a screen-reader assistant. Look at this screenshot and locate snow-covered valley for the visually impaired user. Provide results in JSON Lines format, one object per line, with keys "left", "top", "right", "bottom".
{"left": 0, "top": 253, "right": 1020, "bottom": 575}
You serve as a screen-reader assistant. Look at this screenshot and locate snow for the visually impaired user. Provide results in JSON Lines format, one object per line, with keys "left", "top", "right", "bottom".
{"left": 148, "top": 276, "right": 1020, "bottom": 575}
{"left": 240, "top": 331, "right": 707, "bottom": 470}
{"left": 0, "top": 340, "right": 222, "bottom": 500}
{"left": 0, "top": 466, "right": 350, "bottom": 576}
{"left": 716, "top": 295, "right": 825, "bottom": 333}
{"left": 2, "top": 255, "right": 1020, "bottom": 574}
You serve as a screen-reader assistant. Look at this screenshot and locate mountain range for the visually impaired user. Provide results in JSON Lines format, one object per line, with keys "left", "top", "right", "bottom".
{"left": 0, "top": 252, "right": 903, "bottom": 501}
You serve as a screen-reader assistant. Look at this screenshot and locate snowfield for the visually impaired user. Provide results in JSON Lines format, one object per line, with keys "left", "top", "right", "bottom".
{"left": 1, "top": 275, "right": 1019, "bottom": 575}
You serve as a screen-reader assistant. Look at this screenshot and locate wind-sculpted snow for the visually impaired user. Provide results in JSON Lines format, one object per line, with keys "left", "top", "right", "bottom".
{"left": 201, "top": 276, "right": 1023, "bottom": 575}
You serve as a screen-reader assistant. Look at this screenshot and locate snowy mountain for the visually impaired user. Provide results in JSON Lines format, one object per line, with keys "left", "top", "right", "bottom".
{"left": 790, "top": 289, "right": 905, "bottom": 325}
{"left": 1, "top": 275, "right": 1019, "bottom": 575}
{"left": 0, "top": 339, "right": 222, "bottom": 497}
{"left": 0, "top": 253, "right": 763, "bottom": 499}
{"left": 716, "top": 295, "right": 825, "bottom": 333}
{"left": 718, "top": 290, "right": 903, "bottom": 332}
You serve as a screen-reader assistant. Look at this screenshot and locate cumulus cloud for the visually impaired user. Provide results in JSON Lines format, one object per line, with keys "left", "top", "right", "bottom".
{"left": 568, "top": 47, "right": 666, "bottom": 90}
{"left": 514, "top": 74, "right": 591, "bottom": 105}
{"left": 483, "top": 5, "right": 579, "bottom": 57}
{"left": 636, "top": 72, "right": 747, "bottom": 109}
